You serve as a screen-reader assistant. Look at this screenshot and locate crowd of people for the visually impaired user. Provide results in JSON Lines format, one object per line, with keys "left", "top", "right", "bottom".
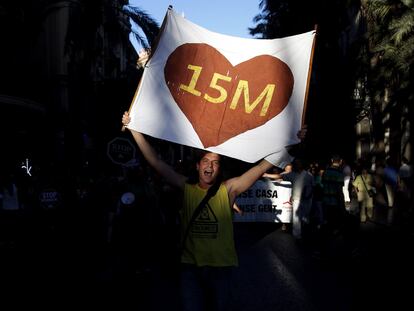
{"left": 261, "top": 154, "right": 414, "bottom": 256}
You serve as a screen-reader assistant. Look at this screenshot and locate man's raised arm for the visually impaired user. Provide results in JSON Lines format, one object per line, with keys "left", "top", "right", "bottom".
{"left": 224, "top": 159, "right": 274, "bottom": 205}
{"left": 224, "top": 126, "right": 307, "bottom": 204}
{"left": 122, "top": 111, "right": 187, "bottom": 190}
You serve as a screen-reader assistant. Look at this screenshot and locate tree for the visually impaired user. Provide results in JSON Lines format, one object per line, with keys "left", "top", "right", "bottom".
{"left": 122, "top": 5, "right": 160, "bottom": 51}
{"left": 358, "top": 0, "right": 414, "bottom": 162}
{"left": 60, "top": 0, "right": 160, "bottom": 170}
{"left": 249, "top": 0, "right": 320, "bottom": 38}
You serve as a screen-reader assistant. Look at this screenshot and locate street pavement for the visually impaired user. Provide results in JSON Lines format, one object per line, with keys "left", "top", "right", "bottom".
{"left": 128, "top": 219, "right": 413, "bottom": 311}
{"left": 230, "top": 221, "right": 413, "bottom": 311}
{"left": 1, "top": 215, "right": 413, "bottom": 310}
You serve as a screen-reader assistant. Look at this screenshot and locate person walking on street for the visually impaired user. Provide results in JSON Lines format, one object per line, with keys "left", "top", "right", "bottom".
{"left": 352, "top": 167, "right": 375, "bottom": 223}
{"left": 322, "top": 155, "right": 346, "bottom": 231}
{"left": 342, "top": 160, "right": 352, "bottom": 211}
{"left": 263, "top": 158, "right": 314, "bottom": 240}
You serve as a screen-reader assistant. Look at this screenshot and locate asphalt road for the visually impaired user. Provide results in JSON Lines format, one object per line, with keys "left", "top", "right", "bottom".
{"left": 1, "top": 217, "right": 413, "bottom": 310}
{"left": 125, "top": 219, "right": 413, "bottom": 311}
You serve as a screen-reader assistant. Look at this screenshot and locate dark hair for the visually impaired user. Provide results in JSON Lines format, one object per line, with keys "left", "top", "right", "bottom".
{"left": 331, "top": 154, "right": 342, "bottom": 163}
{"left": 193, "top": 149, "right": 222, "bottom": 163}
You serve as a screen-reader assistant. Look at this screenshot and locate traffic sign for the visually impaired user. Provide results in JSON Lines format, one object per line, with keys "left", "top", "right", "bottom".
{"left": 107, "top": 137, "right": 136, "bottom": 165}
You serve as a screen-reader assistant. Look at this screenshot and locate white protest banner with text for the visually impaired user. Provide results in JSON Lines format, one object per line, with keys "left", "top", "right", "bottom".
{"left": 127, "top": 8, "right": 315, "bottom": 163}
{"left": 234, "top": 180, "right": 292, "bottom": 223}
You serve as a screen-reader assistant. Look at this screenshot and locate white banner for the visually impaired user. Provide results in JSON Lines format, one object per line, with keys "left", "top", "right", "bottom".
{"left": 234, "top": 180, "right": 292, "bottom": 223}
{"left": 128, "top": 8, "right": 315, "bottom": 163}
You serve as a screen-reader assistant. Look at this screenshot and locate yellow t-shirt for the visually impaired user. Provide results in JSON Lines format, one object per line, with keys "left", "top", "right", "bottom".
{"left": 180, "top": 183, "right": 238, "bottom": 267}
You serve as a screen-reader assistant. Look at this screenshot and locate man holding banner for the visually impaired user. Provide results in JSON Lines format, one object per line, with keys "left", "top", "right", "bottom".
{"left": 122, "top": 7, "right": 315, "bottom": 311}
{"left": 122, "top": 112, "right": 306, "bottom": 310}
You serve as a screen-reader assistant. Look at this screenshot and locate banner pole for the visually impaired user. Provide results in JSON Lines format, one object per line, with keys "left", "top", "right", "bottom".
{"left": 301, "top": 24, "right": 318, "bottom": 127}
{"left": 122, "top": 5, "right": 173, "bottom": 131}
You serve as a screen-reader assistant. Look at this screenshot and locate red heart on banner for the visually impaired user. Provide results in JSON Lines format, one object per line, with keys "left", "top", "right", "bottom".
{"left": 164, "top": 43, "right": 294, "bottom": 148}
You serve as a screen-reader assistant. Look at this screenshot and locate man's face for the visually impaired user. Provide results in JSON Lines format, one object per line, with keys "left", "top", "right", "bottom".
{"left": 197, "top": 153, "right": 221, "bottom": 187}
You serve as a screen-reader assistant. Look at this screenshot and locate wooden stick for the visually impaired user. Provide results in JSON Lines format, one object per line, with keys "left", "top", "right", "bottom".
{"left": 121, "top": 77, "right": 143, "bottom": 131}
{"left": 122, "top": 5, "right": 173, "bottom": 132}
{"left": 301, "top": 24, "right": 318, "bottom": 127}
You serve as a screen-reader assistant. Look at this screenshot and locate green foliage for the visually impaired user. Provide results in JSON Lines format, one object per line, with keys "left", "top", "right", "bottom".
{"left": 123, "top": 5, "right": 160, "bottom": 50}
